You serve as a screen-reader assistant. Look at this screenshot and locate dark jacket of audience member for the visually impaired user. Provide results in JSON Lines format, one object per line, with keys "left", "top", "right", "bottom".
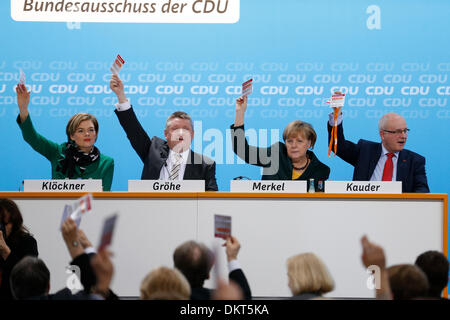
{"left": 0, "top": 198, "right": 38, "bottom": 300}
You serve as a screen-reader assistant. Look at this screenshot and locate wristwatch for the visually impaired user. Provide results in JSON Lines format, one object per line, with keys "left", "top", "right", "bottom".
{"left": 72, "top": 240, "right": 79, "bottom": 247}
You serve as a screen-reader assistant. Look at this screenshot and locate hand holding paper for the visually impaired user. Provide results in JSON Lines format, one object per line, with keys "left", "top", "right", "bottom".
{"left": 110, "top": 54, "right": 125, "bottom": 75}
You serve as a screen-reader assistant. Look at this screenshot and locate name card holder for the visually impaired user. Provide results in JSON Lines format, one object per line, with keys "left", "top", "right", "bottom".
{"left": 128, "top": 180, "right": 205, "bottom": 192}
{"left": 23, "top": 179, "right": 103, "bottom": 192}
{"left": 324, "top": 181, "right": 402, "bottom": 194}
{"left": 230, "top": 180, "right": 307, "bottom": 193}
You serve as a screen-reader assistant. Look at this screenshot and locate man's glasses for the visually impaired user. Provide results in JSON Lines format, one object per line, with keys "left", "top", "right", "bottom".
{"left": 382, "top": 128, "right": 410, "bottom": 135}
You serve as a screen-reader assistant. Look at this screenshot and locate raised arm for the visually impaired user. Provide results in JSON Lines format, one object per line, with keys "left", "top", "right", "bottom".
{"left": 231, "top": 96, "right": 273, "bottom": 168}
{"left": 16, "top": 84, "right": 60, "bottom": 161}
{"left": 110, "top": 75, "right": 152, "bottom": 163}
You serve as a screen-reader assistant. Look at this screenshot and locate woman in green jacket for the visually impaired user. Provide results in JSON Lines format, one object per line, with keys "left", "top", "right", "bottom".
{"left": 16, "top": 83, "right": 114, "bottom": 191}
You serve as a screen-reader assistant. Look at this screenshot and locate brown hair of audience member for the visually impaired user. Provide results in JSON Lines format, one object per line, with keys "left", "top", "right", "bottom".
{"left": 140, "top": 266, "right": 191, "bottom": 300}
{"left": 173, "top": 240, "right": 214, "bottom": 288}
{"left": 388, "top": 264, "right": 429, "bottom": 300}
{"left": 0, "top": 198, "right": 31, "bottom": 244}
{"left": 287, "top": 252, "right": 335, "bottom": 296}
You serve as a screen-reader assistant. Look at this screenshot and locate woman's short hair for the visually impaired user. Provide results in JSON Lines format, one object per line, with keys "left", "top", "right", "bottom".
{"left": 66, "top": 113, "right": 99, "bottom": 141}
{"left": 140, "top": 266, "right": 191, "bottom": 300}
{"left": 282, "top": 120, "right": 317, "bottom": 148}
{"left": 287, "top": 252, "right": 335, "bottom": 296}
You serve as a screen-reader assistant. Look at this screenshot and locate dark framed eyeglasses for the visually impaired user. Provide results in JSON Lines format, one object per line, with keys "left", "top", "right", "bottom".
{"left": 382, "top": 128, "right": 410, "bottom": 135}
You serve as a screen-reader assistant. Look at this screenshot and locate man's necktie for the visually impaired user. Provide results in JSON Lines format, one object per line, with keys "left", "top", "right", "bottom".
{"left": 382, "top": 153, "right": 395, "bottom": 181}
{"left": 169, "top": 153, "right": 183, "bottom": 180}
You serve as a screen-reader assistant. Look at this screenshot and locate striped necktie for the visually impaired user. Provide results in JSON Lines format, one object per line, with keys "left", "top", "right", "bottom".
{"left": 169, "top": 153, "right": 183, "bottom": 180}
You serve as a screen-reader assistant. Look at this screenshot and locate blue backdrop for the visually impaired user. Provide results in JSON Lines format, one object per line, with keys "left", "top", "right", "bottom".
{"left": 1, "top": 0, "right": 449, "bottom": 196}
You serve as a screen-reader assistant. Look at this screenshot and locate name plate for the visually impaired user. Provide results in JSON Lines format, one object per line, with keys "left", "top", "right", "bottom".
{"left": 324, "top": 181, "right": 402, "bottom": 194}
{"left": 230, "top": 180, "right": 307, "bottom": 193}
{"left": 128, "top": 180, "right": 205, "bottom": 192}
{"left": 23, "top": 179, "right": 103, "bottom": 192}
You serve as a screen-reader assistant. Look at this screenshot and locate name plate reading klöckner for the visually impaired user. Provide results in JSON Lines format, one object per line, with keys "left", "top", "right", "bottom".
{"left": 324, "top": 181, "right": 402, "bottom": 194}
{"left": 230, "top": 180, "right": 307, "bottom": 193}
{"left": 23, "top": 179, "right": 103, "bottom": 192}
{"left": 128, "top": 180, "right": 205, "bottom": 192}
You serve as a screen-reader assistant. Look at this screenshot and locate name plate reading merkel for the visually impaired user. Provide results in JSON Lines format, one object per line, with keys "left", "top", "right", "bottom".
{"left": 230, "top": 180, "right": 307, "bottom": 193}
{"left": 128, "top": 180, "right": 205, "bottom": 192}
{"left": 324, "top": 181, "right": 402, "bottom": 194}
{"left": 23, "top": 179, "right": 103, "bottom": 192}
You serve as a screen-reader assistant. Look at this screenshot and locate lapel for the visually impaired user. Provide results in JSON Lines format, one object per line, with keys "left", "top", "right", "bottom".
{"left": 158, "top": 144, "right": 170, "bottom": 171}
{"left": 396, "top": 150, "right": 408, "bottom": 182}
{"left": 367, "top": 143, "right": 382, "bottom": 179}
{"left": 183, "top": 150, "right": 195, "bottom": 179}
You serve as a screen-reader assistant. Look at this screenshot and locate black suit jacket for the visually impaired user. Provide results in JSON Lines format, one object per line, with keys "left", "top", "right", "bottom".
{"left": 327, "top": 122, "right": 430, "bottom": 193}
{"left": 190, "top": 269, "right": 252, "bottom": 300}
{"left": 0, "top": 233, "right": 38, "bottom": 300}
{"left": 115, "top": 108, "right": 218, "bottom": 191}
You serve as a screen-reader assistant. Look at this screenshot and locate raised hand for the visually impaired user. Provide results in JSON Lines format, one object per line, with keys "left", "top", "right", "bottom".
{"left": 110, "top": 74, "right": 127, "bottom": 103}
{"left": 16, "top": 83, "right": 30, "bottom": 123}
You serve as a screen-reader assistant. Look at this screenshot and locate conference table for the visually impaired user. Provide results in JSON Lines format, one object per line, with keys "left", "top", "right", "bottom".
{"left": 1, "top": 192, "right": 447, "bottom": 298}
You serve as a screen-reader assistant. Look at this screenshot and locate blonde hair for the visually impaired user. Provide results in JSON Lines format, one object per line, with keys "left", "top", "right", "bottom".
{"left": 140, "top": 266, "right": 191, "bottom": 300}
{"left": 287, "top": 252, "right": 335, "bottom": 296}
{"left": 66, "top": 113, "right": 98, "bottom": 141}
{"left": 282, "top": 121, "right": 317, "bottom": 148}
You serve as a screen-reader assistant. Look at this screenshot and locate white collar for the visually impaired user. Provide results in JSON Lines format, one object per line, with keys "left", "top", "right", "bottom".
{"left": 381, "top": 144, "right": 399, "bottom": 158}
{"left": 168, "top": 148, "right": 190, "bottom": 164}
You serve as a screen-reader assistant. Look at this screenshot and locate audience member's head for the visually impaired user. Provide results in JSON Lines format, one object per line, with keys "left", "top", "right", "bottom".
{"left": 140, "top": 266, "right": 190, "bottom": 300}
{"left": 387, "top": 264, "right": 429, "bottom": 300}
{"left": 415, "top": 251, "right": 449, "bottom": 298}
{"left": 173, "top": 240, "right": 214, "bottom": 288}
{"left": 0, "top": 198, "right": 30, "bottom": 243}
{"left": 286, "top": 252, "right": 335, "bottom": 297}
{"left": 10, "top": 256, "right": 50, "bottom": 299}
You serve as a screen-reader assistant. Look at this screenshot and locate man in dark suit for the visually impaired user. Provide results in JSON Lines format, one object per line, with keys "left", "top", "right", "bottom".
{"left": 173, "top": 236, "right": 252, "bottom": 300}
{"left": 110, "top": 75, "right": 218, "bottom": 191}
{"left": 328, "top": 109, "right": 429, "bottom": 193}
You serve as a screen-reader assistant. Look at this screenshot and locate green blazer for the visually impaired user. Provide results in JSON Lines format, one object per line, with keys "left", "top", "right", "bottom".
{"left": 17, "top": 115, "right": 114, "bottom": 191}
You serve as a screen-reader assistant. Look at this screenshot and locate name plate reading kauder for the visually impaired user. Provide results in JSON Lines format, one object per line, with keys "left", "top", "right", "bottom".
{"left": 324, "top": 181, "right": 402, "bottom": 194}
{"left": 23, "top": 179, "right": 103, "bottom": 192}
{"left": 230, "top": 180, "right": 307, "bottom": 193}
{"left": 128, "top": 180, "right": 205, "bottom": 192}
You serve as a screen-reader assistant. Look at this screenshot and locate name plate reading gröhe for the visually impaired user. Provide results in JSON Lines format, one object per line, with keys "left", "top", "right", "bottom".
{"left": 324, "top": 181, "right": 402, "bottom": 194}
{"left": 128, "top": 180, "right": 205, "bottom": 192}
{"left": 230, "top": 180, "right": 307, "bottom": 193}
{"left": 23, "top": 179, "right": 103, "bottom": 192}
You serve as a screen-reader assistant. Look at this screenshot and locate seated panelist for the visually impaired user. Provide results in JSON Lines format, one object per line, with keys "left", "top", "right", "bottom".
{"left": 109, "top": 74, "right": 218, "bottom": 191}
{"left": 230, "top": 95, "right": 330, "bottom": 188}
{"left": 15, "top": 83, "right": 114, "bottom": 191}
{"left": 327, "top": 93, "right": 429, "bottom": 193}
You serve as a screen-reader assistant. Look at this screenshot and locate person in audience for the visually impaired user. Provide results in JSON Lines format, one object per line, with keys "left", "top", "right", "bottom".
{"left": 387, "top": 264, "right": 429, "bottom": 300}
{"left": 231, "top": 95, "right": 330, "bottom": 190}
{"left": 10, "top": 217, "right": 116, "bottom": 300}
{"left": 173, "top": 235, "right": 251, "bottom": 300}
{"left": 361, "top": 235, "right": 430, "bottom": 300}
{"left": 286, "top": 252, "right": 335, "bottom": 299}
{"left": 140, "top": 266, "right": 190, "bottom": 300}
{"left": 212, "top": 279, "right": 244, "bottom": 300}
{"left": 0, "top": 198, "right": 38, "bottom": 300}
{"left": 360, "top": 235, "right": 392, "bottom": 299}
{"left": 16, "top": 83, "right": 114, "bottom": 191}
{"left": 109, "top": 74, "right": 218, "bottom": 191}
{"left": 327, "top": 92, "right": 429, "bottom": 193}
{"left": 415, "top": 250, "right": 449, "bottom": 299}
